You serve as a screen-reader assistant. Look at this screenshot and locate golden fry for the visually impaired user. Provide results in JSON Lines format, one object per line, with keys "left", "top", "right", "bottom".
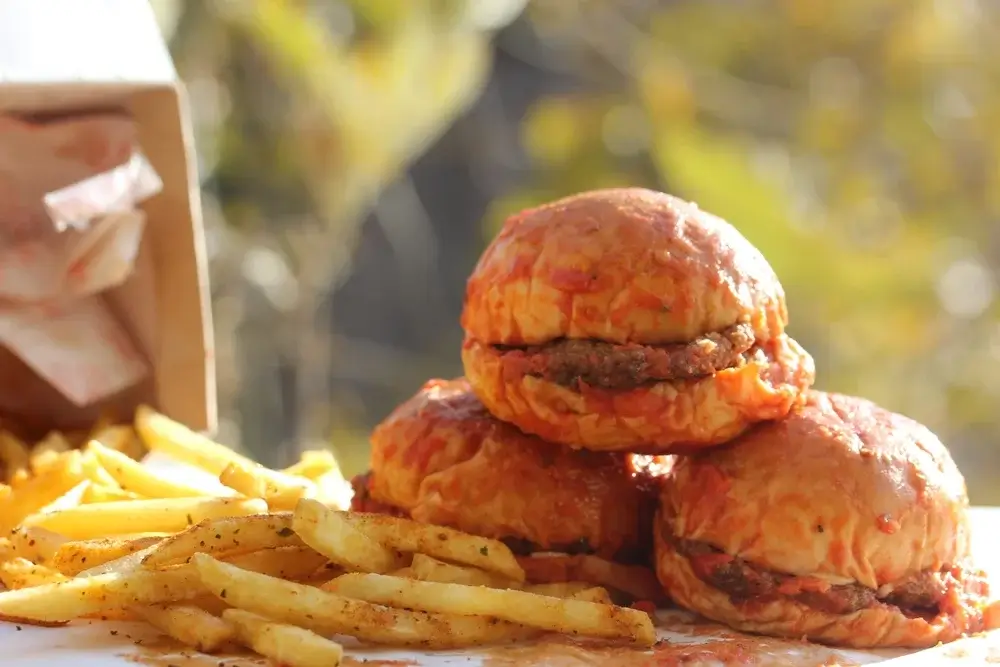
{"left": 50, "top": 535, "right": 163, "bottom": 576}
{"left": 292, "top": 499, "right": 402, "bottom": 573}
{"left": 0, "top": 451, "right": 86, "bottom": 533}
{"left": 86, "top": 439, "right": 230, "bottom": 499}
{"left": 8, "top": 526, "right": 68, "bottom": 564}
{"left": 194, "top": 554, "right": 536, "bottom": 648}
{"left": 222, "top": 546, "right": 330, "bottom": 581}
{"left": 344, "top": 512, "right": 524, "bottom": 582}
{"left": 135, "top": 405, "right": 248, "bottom": 475}
{"left": 282, "top": 450, "right": 338, "bottom": 480}
{"left": 0, "top": 564, "right": 202, "bottom": 622}
{"left": 36, "top": 480, "right": 90, "bottom": 514}
{"left": 22, "top": 497, "right": 268, "bottom": 540}
{"left": 92, "top": 425, "right": 146, "bottom": 461}
{"left": 224, "top": 608, "right": 343, "bottom": 667}
{"left": 82, "top": 484, "right": 142, "bottom": 503}
{"left": 29, "top": 432, "right": 72, "bottom": 474}
{"left": 325, "top": 573, "right": 655, "bottom": 645}
{"left": 141, "top": 513, "right": 302, "bottom": 569}
{"left": 137, "top": 604, "right": 235, "bottom": 653}
{"left": 0, "top": 558, "right": 69, "bottom": 589}
{"left": 409, "top": 553, "right": 518, "bottom": 589}
{"left": 219, "top": 459, "right": 312, "bottom": 511}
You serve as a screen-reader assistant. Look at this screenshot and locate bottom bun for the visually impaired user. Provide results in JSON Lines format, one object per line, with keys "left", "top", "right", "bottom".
{"left": 653, "top": 519, "right": 989, "bottom": 648}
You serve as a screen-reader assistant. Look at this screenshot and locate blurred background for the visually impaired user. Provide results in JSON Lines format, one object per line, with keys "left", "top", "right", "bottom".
{"left": 152, "top": 0, "right": 1000, "bottom": 502}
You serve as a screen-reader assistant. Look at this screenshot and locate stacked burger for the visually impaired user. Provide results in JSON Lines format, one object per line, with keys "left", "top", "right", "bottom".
{"left": 352, "top": 188, "right": 990, "bottom": 648}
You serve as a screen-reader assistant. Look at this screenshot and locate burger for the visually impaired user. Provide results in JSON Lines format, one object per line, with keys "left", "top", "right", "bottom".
{"left": 654, "top": 390, "right": 990, "bottom": 648}
{"left": 351, "top": 378, "right": 668, "bottom": 565}
{"left": 460, "top": 188, "right": 815, "bottom": 452}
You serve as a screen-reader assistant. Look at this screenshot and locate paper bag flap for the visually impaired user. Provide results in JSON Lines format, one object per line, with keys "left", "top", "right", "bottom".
{"left": 0, "top": 1, "right": 215, "bottom": 434}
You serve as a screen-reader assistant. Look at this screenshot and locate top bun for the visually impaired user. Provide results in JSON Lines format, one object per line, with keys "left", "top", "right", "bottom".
{"left": 662, "top": 391, "right": 972, "bottom": 588}
{"left": 462, "top": 188, "right": 787, "bottom": 346}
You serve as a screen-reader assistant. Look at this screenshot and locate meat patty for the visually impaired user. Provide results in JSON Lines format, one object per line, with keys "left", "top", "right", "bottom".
{"left": 493, "top": 322, "right": 756, "bottom": 389}
{"left": 675, "top": 538, "right": 945, "bottom": 615}
{"left": 349, "top": 472, "right": 408, "bottom": 518}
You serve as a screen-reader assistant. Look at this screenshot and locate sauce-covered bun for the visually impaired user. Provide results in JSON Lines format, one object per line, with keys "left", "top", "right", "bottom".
{"left": 654, "top": 391, "right": 990, "bottom": 648}
{"left": 354, "top": 378, "right": 669, "bottom": 562}
{"left": 461, "top": 188, "right": 815, "bottom": 452}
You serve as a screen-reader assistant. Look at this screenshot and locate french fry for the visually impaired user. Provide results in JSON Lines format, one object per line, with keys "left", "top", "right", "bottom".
{"left": 525, "top": 581, "right": 599, "bottom": 598}
{"left": 194, "top": 554, "right": 537, "bottom": 648}
{"left": 82, "top": 484, "right": 142, "bottom": 503}
{"left": 222, "top": 546, "right": 330, "bottom": 581}
{"left": 292, "top": 499, "right": 403, "bottom": 573}
{"left": 9, "top": 526, "right": 68, "bottom": 564}
{"left": 0, "top": 451, "right": 86, "bottom": 533}
{"left": 78, "top": 542, "right": 163, "bottom": 577}
{"left": 0, "top": 538, "right": 14, "bottom": 561}
{"left": 136, "top": 605, "right": 235, "bottom": 653}
{"left": 79, "top": 451, "right": 122, "bottom": 489}
{"left": 85, "top": 439, "right": 232, "bottom": 499}
{"left": 0, "top": 564, "right": 202, "bottom": 622}
{"left": 141, "top": 513, "right": 303, "bottom": 569}
{"left": 36, "top": 480, "right": 90, "bottom": 514}
{"left": 305, "top": 468, "right": 353, "bottom": 510}
{"left": 571, "top": 587, "right": 615, "bottom": 605}
{"left": 219, "top": 459, "right": 312, "bottom": 511}
{"left": 0, "top": 431, "right": 30, "bottom": 482}
{"left": 22, "top": 497, "right": 269, "bottom": 540}
{"left": 29, "top": 432, "right": 72, "bottom": 474}
{"left": 409, "top": 553, "right": 518, "bottom": 589}
{"left": 92, "top": 425, "right": 146, "bottom": 461}
{"left": 324, "top": 573, "right": 655, "bottom": 645}
{"left": 518, "top": 554, "right": 667, "bottom": 604}
{"left": 282, "top": 450, "right": 338, "bottom": 480}
{"left": 0, "top": 558, "right": 69, "bottom": 589}
{"left": 50, "top": 535, "right": 164, "bottom": 576}
{"left": 135, "top": 404, "right": 249, "bottom": 475}
{"left": 343, "top": 512, "right": 525, "bottom": 582}
{"left": 224, "top": 608, "right": 343, "bottom": 667}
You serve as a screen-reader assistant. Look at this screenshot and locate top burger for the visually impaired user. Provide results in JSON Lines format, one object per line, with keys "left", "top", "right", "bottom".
{"left": 461, "top": 188, "right": 815, "bottom": 452}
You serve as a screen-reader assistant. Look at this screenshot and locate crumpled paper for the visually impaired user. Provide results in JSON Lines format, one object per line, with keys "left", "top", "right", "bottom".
{"left": 0, "top": 113, "right": 162, "bottom": 407}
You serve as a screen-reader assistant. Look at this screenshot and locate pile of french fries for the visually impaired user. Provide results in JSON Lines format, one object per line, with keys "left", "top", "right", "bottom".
{"left": 0, "top": 406, "right": 657, "bottom": 667}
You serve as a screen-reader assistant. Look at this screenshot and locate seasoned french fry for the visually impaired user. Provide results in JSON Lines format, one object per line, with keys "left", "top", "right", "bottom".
{"left": 292, "top": 499, "right": 403, "bottom": 573}
{"left": 0, "top": 558, "right": 69, "bottom": 589}
{"left": 324, "top": 573, "right": 655, "bottom": 645}
{"left": 0, "top": 564, "right": 202, "bottom": 622}
{"left": 22, "top": 496, "right": 268, "bottom": 540}
{"left": 409, "top": 553, "right": 518, "bottom": 589}
{"left": 135, "top": 405, "right": 249, "bottom": 475}
{"left": 78, "top": 542, "right": 163, "bottom": 577}
{"left": 222, "top": 546, "right": 330, "bottom": 581}
{"left": 343, "top": 512, "right": 524, "bottom": 582}
{"left": 0, "top": 538, "right": 14, "bottom": 561}
{"left": 193, "top": 554, "right": 537, "bottom": 648}
{"left": 137, "top": 604, "right": 235, "bottom": 653}
{"left": 224, "top": 608, "right": 343, "bottom": 667}
{"left": 9, "top": 526, "right": 68, "bottom": 564}
{"left": 0, "top": 431, "right": 30, "bottom": 482}
{"left": 141, "top": 513, "right": 303, "bottom": 569}
{"left": 86, "top": 439, "right": 232, "bottom": 499}
{"left": 50, "top": 535, "right": 163, "bottom": 576}
{"left": 282, "top": 450, "right": 338, "bottom": 480}
{"left": 0, "top": 451, "right": 86, "bottom": 533}
{"left": 219, "top": 459, "right": 312, "bottom": 511}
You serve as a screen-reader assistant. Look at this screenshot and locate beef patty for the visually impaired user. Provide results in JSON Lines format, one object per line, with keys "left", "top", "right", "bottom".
{"left": 493, "top": 322, "right": 756, "bottom": 390}
{"left": 675, "top": 538, "right": 947, "bottom": 615}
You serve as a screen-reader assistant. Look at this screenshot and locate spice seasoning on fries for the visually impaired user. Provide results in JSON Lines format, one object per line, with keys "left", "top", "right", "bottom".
{"left": 0, "top": 405, "right": 659, "bottom": 665}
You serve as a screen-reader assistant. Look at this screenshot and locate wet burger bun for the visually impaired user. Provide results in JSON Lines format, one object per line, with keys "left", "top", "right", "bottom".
{"left": 362, "top": 378, "right": 664, "bottom": 562}
{"left": 461, "top": 188, "right": 815, "bottom": 452}
{"left": 654, "top": 391, "right": 990, "bottom": 648}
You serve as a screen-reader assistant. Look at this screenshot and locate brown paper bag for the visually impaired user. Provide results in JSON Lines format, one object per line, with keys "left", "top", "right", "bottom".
{"left": 0, "top": 0, "right": 214, "bottom": 435}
